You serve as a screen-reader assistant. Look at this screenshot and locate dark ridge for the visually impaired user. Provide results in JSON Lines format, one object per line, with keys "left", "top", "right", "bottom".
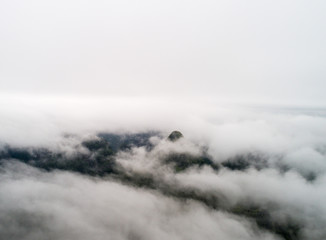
{"left": 82, "top": 138, "right": 111, "bottom": 152}
{"left": 0, "top": 141, "right": 117, "bottom": 177}
{"left": 303, "top": 172, "right": 317, "bottom": 182}
{"left": 33, "top": 154, "right": 117, "bottom": 176}
{"left": 115, "top": 171, "right": 227, "bottom": 210}
{"left": 0, "top": 132, "right": 304, "bottom": 240}
{"left": 164, "top": 153, "right": 219, "bottom": 172}
{"left": 114, "top": 171, "right": 302, "bottom": 240}
{"left": 274, "top": 159, "right": 317, "bottom": 183}
{"left": 82, "top": 138, "right": 114, "bottom": 157}
{"left": 167, "top": 131, "right": 183, "bottom": 142}
{"left": 231, "top": 204, "right": 302, "bottom": 240}
{"left": 0, "top": 132, "right": 160, "bottom": 176}
{"left": 222, "top": 153, "right": 268, "bottom": 171}
{"left": 99, "top": 131, "right": 160, "bottom": 152}
{"left": 2, "top": 147, "right": 34, "bottom": 162}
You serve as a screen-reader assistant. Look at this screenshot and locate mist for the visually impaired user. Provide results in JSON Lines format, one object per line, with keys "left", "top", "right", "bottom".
{"left": 1, "top": 0, "right": 326, "bottom": 105}
{"left": 1, "top": 0, "right": 326, "bottom": 239}
{"left": 0, "top": 95, "right": 326, "bottom": 239}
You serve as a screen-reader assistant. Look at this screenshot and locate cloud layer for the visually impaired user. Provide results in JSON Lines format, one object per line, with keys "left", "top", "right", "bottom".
{"left": 0, "top": 161, "right": 279, "bottom": 240}
{"left": 0, "top": 96, "right": 326, "bottom": 239}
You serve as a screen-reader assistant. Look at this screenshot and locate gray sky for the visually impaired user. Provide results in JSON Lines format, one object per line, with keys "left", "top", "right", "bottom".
{"left": 1, "top": 0, "right": 326, "bottom": 105}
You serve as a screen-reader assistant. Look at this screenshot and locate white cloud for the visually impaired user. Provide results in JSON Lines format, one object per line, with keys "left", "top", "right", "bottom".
{"left": 0, "top": 161, "right": 279, "bottom": 240}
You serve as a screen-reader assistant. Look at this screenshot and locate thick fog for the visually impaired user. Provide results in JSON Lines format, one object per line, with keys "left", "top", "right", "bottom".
{"left": 1, "top": 0, "right": 326, "bottom": 239}
{"left": 0, "top": 96, "right": 326, "bottom": 239}
{"left": 0, "top": 161, "right": 281, "bottom": 240}
{"left": 1, "top": 0, "right": 326, "bottom": 104}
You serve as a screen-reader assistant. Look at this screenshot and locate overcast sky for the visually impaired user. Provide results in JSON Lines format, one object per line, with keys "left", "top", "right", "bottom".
{"left": 0, "top": 0, "right": 325, "bottom": 105}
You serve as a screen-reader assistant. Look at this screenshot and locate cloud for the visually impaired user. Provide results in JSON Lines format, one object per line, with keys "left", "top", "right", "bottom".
{"left": 0, "top": 161, "right": 279, "bottom": 240}
{"left": 1, "top": 1, "right": 326, "bottom": 239}
{"left": 113, "top": 142, "right": 326, "bottom": 239}
{"left": 1, "top": 95, "right": 326, "bottom": 239}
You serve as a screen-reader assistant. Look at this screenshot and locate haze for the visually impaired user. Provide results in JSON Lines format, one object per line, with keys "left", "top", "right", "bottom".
{"left": 1, "top": 0, "right": 326, "bottom": 105}
{"left": 1, "top": 1, "right": 326, "bottom": 240}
